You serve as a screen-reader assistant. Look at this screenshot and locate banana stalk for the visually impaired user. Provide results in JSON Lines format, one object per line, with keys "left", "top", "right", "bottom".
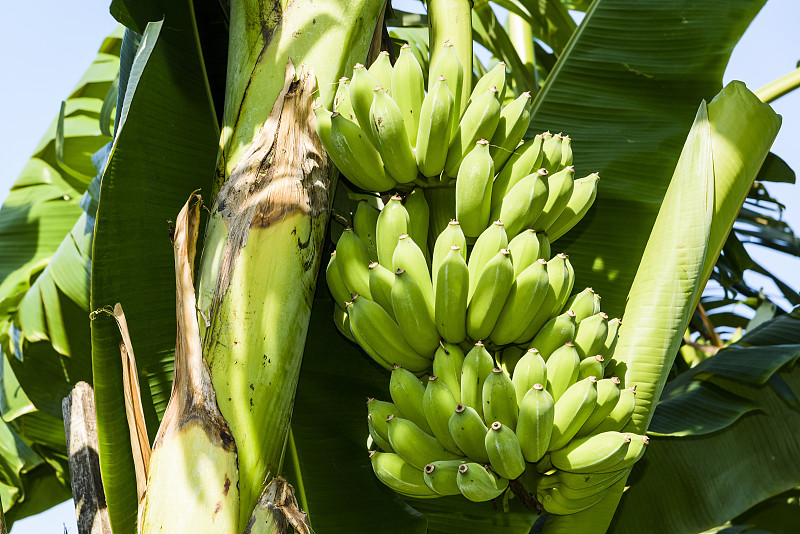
{"left": 428, "top": 0, "right": 472, "bottom": 117}
{"left": 196, "top": 0, "right": 384, "bottom": 522}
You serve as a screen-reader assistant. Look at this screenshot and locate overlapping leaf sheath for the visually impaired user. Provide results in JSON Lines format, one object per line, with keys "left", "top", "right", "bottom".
{"left": 139, "top": 195, "right": 239, "bottom": 533}
{"left": 196, "top": 62, "right": 331, "bottom": 523}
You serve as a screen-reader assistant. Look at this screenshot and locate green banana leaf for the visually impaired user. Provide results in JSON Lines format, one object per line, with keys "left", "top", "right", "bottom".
{"left": 648, "top": 381, "right": 760, "bottom": 437}
{"left": 490, "top": 0, "right": 575, "bottom": 55}
{"left": 732, "top": 488, "right": 800, "bottom": 533}
{"left": 529, "top": 0, "right": 770, "bottom": 318}
{"left": 539, "top": 82, "right": 716, "bottom": 534}
{"left": 472, "top": 1, "right": 537, "bottom": 95}
{"left": 90, "top": 16, "right": 220, "bottom": 534}
{"left": 610, "top": 311, "right": 800, "bottom": 534}
{"left": 0, "top": 27, "right": 123, "bottom": 525}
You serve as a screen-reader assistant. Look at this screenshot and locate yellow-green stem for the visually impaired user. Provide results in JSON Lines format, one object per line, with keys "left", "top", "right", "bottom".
{"left": 428, "top": 0, "right": 473, "bottom": 112}
{"left": 755, "top": 66, "right": 800, "bottom": 104}
{"left": 507, "top": 11, "right": 538, "bottom": 92}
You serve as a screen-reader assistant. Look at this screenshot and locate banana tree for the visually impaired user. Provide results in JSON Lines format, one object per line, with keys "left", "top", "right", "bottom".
{"left": 0, "top": 0, "right": 798, "bottom": 532}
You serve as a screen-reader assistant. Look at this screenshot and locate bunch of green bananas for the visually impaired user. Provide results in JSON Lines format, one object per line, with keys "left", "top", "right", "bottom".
{"left": 326, "top": 192, "right": 612, "bottom": 372}
{"left": 314, "top": 44, "right": 598, "bottom": 244}
{"left": 365, "top": 341, "right": 646, "bottom": 514}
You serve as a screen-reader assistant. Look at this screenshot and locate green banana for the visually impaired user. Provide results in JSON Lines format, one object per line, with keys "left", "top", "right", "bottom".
{"left": 428, "top": 41, "right": 464, "bottom": 134}
{"left": 468, "top": 61, "right": 507, "bottom": 106}
{"left": 368, "top": 261, "right": 395, "bottom": 317}
{"left": 550, "top": 431, "right": 632, "bottom": 474}
{"left": 368, "top": 414, "right": 394, "bottom": 452}
{"left": 330, "top": 112, "right": 395, "bottom": 191}
{"left": 460, "top": 342, "right": 495, "bottom": 413}
{"left": 574, "top": 312, "right": 609, "bottom": 359}
{"left": 325, "top": 251, "right": 351, "bottom": 309}
{"left": 516, "top": 383, "right": 554, "bottom": 463}
{"left": 507, "top": 229, "right": 542, "bottom": 276}
{"left": 538, "top": 231, "right": 551, "bottom": 261}
{"left": 370, "top": 87, "right": 418, "bottom": 184}
{"left": 578, "top": 355, "right": 605, "bottom": 381}
{"left": 591, "top": 385, "right": 636, "bottom": 434}
{"left": 537, "top": 453, "right": 554, "bottom": 474}
{"left": 466, "top": 249, "right": 515, "bottom": 341}
{"left": 333, "top": 305, "right": 355, "bottom": 343}
{"left": 517, "top": 253, "right": 575, "bottom": 342}
{"left": 544, "top": 342, "right": 581, "bottom": 401}
{"left": 563, "top": 287, "right": 600, "bottom": 323}
{"left": 576, "top": 377, "right": 621, "bottom": 438}
{"left": 490, "top": 259, "right": 549, "bottom": 345}
{"left": 432, "top": 220, "right": 467, "bottom": 294}
{"left": 367, "top": 398, "right": 401, "bottom": 449}
{"left": 423, "top": 376, "right": 463, "bottom": 455}
{"left": 541, "top": 132, "right": 562, "bottom": 173}
{"left": 528, "top": 310, "right": 578, "bottom": 361}
{"left": 595, "top": 435, "right": 649, "bottom": 473}
{"left": 548, "top": 173, "right": 600, "bottom": 241}
{"left": 454, "top": 139, "right": 494, "bottom": 237}
{"left": 392, "top": 234, "right": 434, "bottom": 311}
{"left": 495, "top": 170, "right": 550, "bottom": 237}
{"left": 424, "top": 460, "right": 465, "bottom": 496}
{"left": 416, "top": 76, "right": 455, "bottom": 177}
{"left": 531, "top": 166, "right": 575, "bottom": 231}
{"left": 511, "top": 349, "right": 547, "bottom": 404}
{"left": 435, "top": 245, "right": 469, "bottom": 344}
{"left": 392, "top": 268, "right": 440, "bottom": 356}
{"left": 389, "top": 366, "right": 434, "bottom": 434}
{"left": 560, "top": 135, "right": 573, "bottom": 169}
{"left": 315, "top": 106, "right": 369, "bottom": 191}
{"left": 457, "top": 463, "right": 509, "bottom": 502}
{"left": 482, "top": 367, "right": 519, "bottom": 431}
{"left": 393, "top": 44, "right": 426, "bottom": 146}
{"left": 345, "top": 302, "right": 390, "bottom": 370}
{"left": 349, "top": 63, "right": 381, "bottom": 144}
{"left": 353, "top": 200, "right": 380, "bottom": 262}
{"left": 387, "top": 415, "right": 462, "bottom": 470}
{"left": 467, "top": 220, "right": 508, "bottom": 299}
{"left": 370, "top": 451, "right": 439, "bottom": 498}
{"left": 538, "top": 485, "right": 609, "bottom": 515}
{"left": 368, "top": 51, "right": 393, "bottom": 96}
{"left": 490, "top": 92, "right": 532, "bottom": 171}
{"left": 448, "top": 405, "right": 490, "bottom": 463}
{"left": 444, "top": 87, "right": 502, "bottom": 178}
{"left": 348, "top": 297, "right": 431, "bottom": 372}
{"left": 333, "top": 77, "right": 358, "bottom": 124}
{"left": 602, "top": 317, "right": 622, "bottom": 359}
{"left": 539, "top": 468, "right": 627, "bottom": 495}
{"left": 433, "top": 342, "right": 465, "bottom": 405}
{"left": 548, "top": 377, "right": 599, "bottom": 451}
{"left": 404, "top": 188, "right": 430, "bottom": 258}
{"left": 335, "top": 228, "right": 372, "bottom": 299}
{"left": 485, "top": 421, "right": 525, "bottom": 480}
{"left": 491, "top": 134, "right": 544, "bottom": 207}
{"left": 376, "top": 195, "right": 410, "bottom": 267}
{"left": 497, "top": 345, "right": 525, "bottom": 377}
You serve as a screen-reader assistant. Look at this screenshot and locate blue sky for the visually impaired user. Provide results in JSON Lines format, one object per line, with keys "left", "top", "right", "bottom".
{"left": 0, "top": 0, "right": 798, "bottom": 532}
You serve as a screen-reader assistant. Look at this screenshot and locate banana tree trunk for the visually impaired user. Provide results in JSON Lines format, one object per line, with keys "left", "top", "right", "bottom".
{"left": 194, "top": 0, "right": 384, "bottom": 525}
